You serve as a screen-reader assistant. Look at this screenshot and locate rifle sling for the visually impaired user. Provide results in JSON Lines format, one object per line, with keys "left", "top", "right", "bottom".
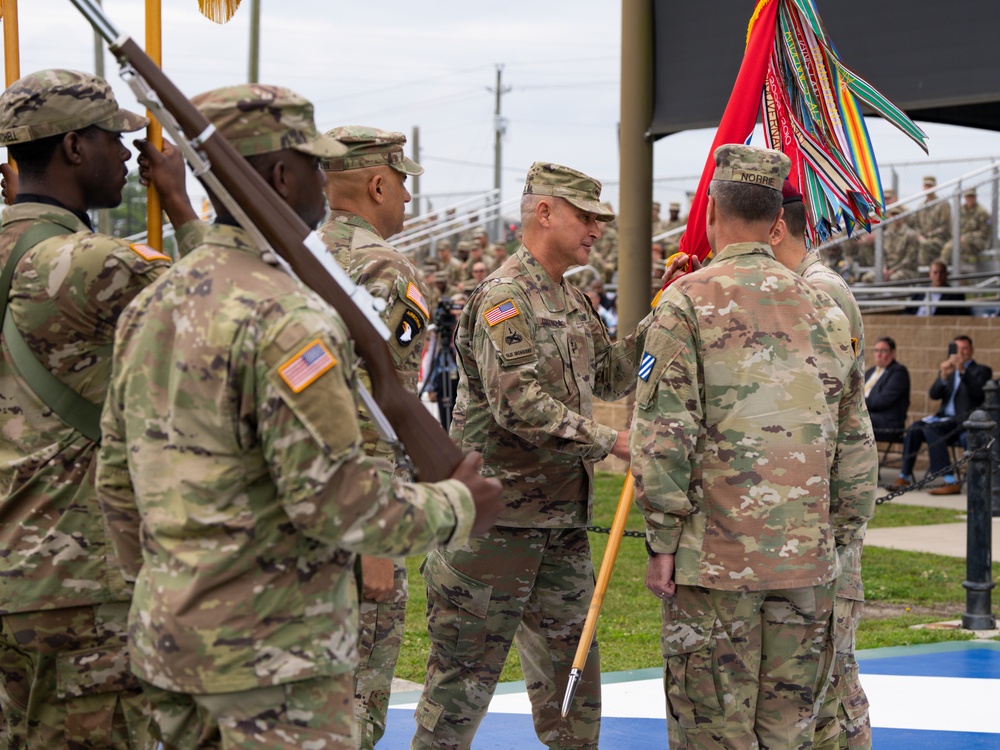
{"left": 0, "top": 223, "right": 102, "bottom": 442}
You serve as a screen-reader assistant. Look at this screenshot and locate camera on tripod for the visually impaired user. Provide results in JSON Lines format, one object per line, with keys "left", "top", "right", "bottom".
{"left": 433, "top": 296, "right": 458, "bottom": 339}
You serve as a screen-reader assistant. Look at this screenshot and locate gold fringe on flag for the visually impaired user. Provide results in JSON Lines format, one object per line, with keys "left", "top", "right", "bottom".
{"left": 198, "top": 0, "right": 242, "bottom": 24}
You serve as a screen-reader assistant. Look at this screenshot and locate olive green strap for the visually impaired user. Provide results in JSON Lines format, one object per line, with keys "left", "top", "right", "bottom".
{"left": 0, "top": 223, "right": 102, "bottom": 442}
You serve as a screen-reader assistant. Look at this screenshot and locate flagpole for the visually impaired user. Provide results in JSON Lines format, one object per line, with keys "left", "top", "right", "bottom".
{"left": 2, "top": 0, "right": 18, "bottom": 173}
{"left": 561, "top": 469, "right": 635, "bottom": 718}
{"left": 2, "top": 0, "right": 18, "bottom": 89}
{"left": 145, "top": 0, "right": 163, "bottom": 251}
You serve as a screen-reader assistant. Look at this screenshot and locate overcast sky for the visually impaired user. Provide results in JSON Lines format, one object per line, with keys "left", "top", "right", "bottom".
{"left": 7, "top": 0, "right": 1000, "bottom": 218}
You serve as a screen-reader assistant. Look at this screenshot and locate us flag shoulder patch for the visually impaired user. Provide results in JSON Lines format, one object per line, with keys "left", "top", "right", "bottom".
{"left": 278, "top": 339, "right": 337, "bottom": 393}
{"left": 484, "top": 299, "right": 519, "bottom": 326}
{"left": 129, "top": 243, "right": 171, "bottom": 263}
{"left": 405, "top": 282, "right": 429, "bottom": 318}
{"left": 638, "top": 352, "right": 656, "bottom": 381}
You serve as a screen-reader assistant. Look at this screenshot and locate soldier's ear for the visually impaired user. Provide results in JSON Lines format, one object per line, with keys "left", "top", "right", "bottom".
{"left": 60, "top": 131, "right": 86, "bottom": 166}
{"left": 267, "top": 158, "right": 292, "bottom": 200}
{"left": 370, "top": 174, "right": 384, "bottom": 203}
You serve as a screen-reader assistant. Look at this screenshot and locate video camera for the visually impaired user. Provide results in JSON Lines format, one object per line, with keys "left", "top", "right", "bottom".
{"left": 433, "top": 296, "right": 458, "bottom": 339}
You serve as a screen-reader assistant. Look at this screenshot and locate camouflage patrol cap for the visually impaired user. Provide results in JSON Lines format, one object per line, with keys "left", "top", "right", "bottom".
{"left": 321, "top": 125, "right": 423, "bottom": 175}
{"left": 0, "top": 69, "right": 147, "bottom": 146}
{"left": 523, "top": 162, "right": 614, "bottom": 221}
{"left": 712, "top": 144, "right": 790, "bottom": 191}
{"left": 923, "top": 175, "right": 937, "bottom": 186}
{"left": 191, "top": 84, "right": 347, "bottom": 159}
{"left": 668, "top": 201, "right": 681, "bottom": 211}
{"left": 456, "top": 240, "right": 476, "bottom": 253}
{"left": 964, "top": 188, "right": 977, "bottom": 198}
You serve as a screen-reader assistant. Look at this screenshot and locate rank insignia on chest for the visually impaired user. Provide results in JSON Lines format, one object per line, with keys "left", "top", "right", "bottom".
{"left": 396, "top": 308, "right": 425, "bottom": 347}
{"left": 129, "top": 243, "right": 172, "bottom": 263}
{"left": 278, "top": 339, "right": 337, "bottom": 393}
{"left": 484, "top": 299, "right": 519, "bottom": 326}
{"left": 405, "top": 282, "right": 429, "bottom": 318}
{"left": 638, "top": 352, "right": 656, "bottom": 381}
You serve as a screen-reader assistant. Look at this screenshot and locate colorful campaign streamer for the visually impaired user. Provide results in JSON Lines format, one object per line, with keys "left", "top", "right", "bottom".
{"left": 680, "top": 0, "right": 927, "bottom": 259}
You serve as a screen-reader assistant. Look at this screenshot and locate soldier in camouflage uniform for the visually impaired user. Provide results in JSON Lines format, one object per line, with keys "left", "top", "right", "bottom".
{"left": 95, "top": 84, "right": 502, "bottom": 750}
{"left": 940, "top": 187, "right": 993, "bottom": 266}
{"left": 630, "top": 144, "right": 877, "bottom": 750}
{"left": 592, "top": 207, "right": 618, "bottom": 282}
{"left": 412, "top": 162, "right": 649, "bottom": 750}
{"left": 435, "top": 240, "right": 464, "bottom": 290}
{"left": 771, "top": 180, "right": 872, "bottom": 749}
{"left": 882, "top": 206, "right": 923, "bottom": 281}
{"left": 0, "top": 69, "right": 200, "bottom": 750}
{"left": 914, "top": 175, "right": 952, "bottom": 265}
{"left": 658, "top": 201, "right": 686, "bottom": 256}
{"left": 316, "top": 125, "right": 429, "bottom": 750}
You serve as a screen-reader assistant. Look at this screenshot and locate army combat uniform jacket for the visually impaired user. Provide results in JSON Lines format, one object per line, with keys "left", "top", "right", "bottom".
{"left": 0, "top": 201, "right": 201, "bottom": 615}
{"left": 97, "top": 223, "right": 475, "bottom": 695}
{"left": 631, "top": 242, "right": 877, "bottom": 592}
{"left": 795, "top": 250, "right": 870, "bottom": 601}
{"left": 450, "top": 246, "right": 645, "bottom": 528}
{"left": 319, "top": 211, "right": 430, "bottom": 458}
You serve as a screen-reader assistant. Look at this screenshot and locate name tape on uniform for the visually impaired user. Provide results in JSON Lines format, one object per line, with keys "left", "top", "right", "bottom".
{"left": 484, "top": 299, "right": 519, "bottom": 326}
{"left": 279, "top": 339, "right": 337, "bottom": 393}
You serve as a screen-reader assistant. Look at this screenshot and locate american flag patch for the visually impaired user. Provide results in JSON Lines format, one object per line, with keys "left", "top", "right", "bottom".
{"left": 129, "top": 243, "right": 171, "bottom": 263}
{"left": 483, "top": 299, "right": 519, "bottom": 326}
{"left": 638, "top": 352, "right": 656, "bottom": 381}
{"left": 406, "top": 282, "right": 429, "bottom": 318}
{"left": 278, "top": 339, "right": 337, "bottom": 393}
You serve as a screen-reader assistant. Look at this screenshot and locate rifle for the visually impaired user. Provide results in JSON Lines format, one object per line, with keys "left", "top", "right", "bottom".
{"left": 67, "top": 0, "right": 462, "bottom": 481}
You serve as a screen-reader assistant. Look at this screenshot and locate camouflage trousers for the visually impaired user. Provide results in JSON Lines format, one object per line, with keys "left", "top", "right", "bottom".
{"left": 0, "top": 602, "right": 156, "bottom": 749}
{"left": 661, "top": 582, "right": 836, "bottom": 750}
{"left": 413, "top": 526, "right": 600, "bottom": 750}
{"left": 355, "top": 561, "right": 407, "bottom": 750}
{"left": 814, "top": 597, "right": 871, "bottom": 750}
{"left": 140, "top": 672, "right": 355, "bottom": 750}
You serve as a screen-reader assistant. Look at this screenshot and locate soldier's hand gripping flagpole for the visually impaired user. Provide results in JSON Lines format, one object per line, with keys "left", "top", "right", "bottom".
{"left": 561, "top": 469, "right": 635, "bottom": 718}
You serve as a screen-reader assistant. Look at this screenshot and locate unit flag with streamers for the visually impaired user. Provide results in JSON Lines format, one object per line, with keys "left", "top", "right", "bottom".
{"left": 679, "top": 0, "right": 928, "bottom": 261}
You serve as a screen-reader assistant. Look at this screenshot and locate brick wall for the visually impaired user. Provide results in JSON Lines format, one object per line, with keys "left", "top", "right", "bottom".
{"left": 862, "top": 314, "right": 1000, "bottom": 422}
{"left": 592, "top": 315, "right": 1000, "bottom": 474}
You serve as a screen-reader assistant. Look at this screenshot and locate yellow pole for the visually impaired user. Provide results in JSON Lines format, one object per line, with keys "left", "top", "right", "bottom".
{"left": 2, "top": 0, "right": 19, "bottom": 171}
{"left": 145, "top": 0, "right": 163, "bottom": 251}
{"left": 561, "top": 470, "right": 635, "bottom": 717}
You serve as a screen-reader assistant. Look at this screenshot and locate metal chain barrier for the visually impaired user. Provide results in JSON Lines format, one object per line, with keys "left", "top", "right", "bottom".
{"left": 876, "top": 436, "right": 994, "bottom": 505}
{"left": 587, "top": 525, "right": 646, "bottom": 538}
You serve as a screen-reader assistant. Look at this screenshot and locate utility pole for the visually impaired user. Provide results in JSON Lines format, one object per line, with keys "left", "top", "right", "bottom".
{"left": 411, "top": 126, "right": 421, "bottom": 218}
{"left": 248, "top": 0, "right": 261, "bottom": 83}
{"left": 490, "top": 65, "right": 510, "bottom": 242}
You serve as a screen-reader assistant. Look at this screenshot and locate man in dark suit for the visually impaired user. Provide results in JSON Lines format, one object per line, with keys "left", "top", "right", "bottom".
{"left": 908, "top": 260, "right": 971, "bottom": 316}
{"left": 894, "top": 335, "right": 993, "bottom": 494}
{"left": 865, "top": 336, "right": 910, "bottom": 435}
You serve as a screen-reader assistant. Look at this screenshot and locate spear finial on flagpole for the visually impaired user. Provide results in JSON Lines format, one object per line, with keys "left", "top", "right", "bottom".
{"left": 198, "top": 0, "right": 243, "bottom": 24}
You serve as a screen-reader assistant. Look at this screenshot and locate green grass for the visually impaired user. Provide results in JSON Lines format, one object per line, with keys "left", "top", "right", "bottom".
{"left": 867, "top": 503, "right": 966, "bottom": 528}
{"left": 394, "top": 471, "right": 999, "bottom": 684}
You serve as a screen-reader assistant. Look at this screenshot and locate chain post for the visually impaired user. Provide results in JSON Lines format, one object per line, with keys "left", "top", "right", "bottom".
{"left": 986, "top": 380, "right": 1000, "bottom": 517}
{"left": 962, "top": 409, "right": 996, "bottom": 630}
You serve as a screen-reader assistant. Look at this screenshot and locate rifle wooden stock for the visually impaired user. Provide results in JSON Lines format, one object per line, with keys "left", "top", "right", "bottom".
{"left": 111, "top": 37, "right": 462, "bottom": 481}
